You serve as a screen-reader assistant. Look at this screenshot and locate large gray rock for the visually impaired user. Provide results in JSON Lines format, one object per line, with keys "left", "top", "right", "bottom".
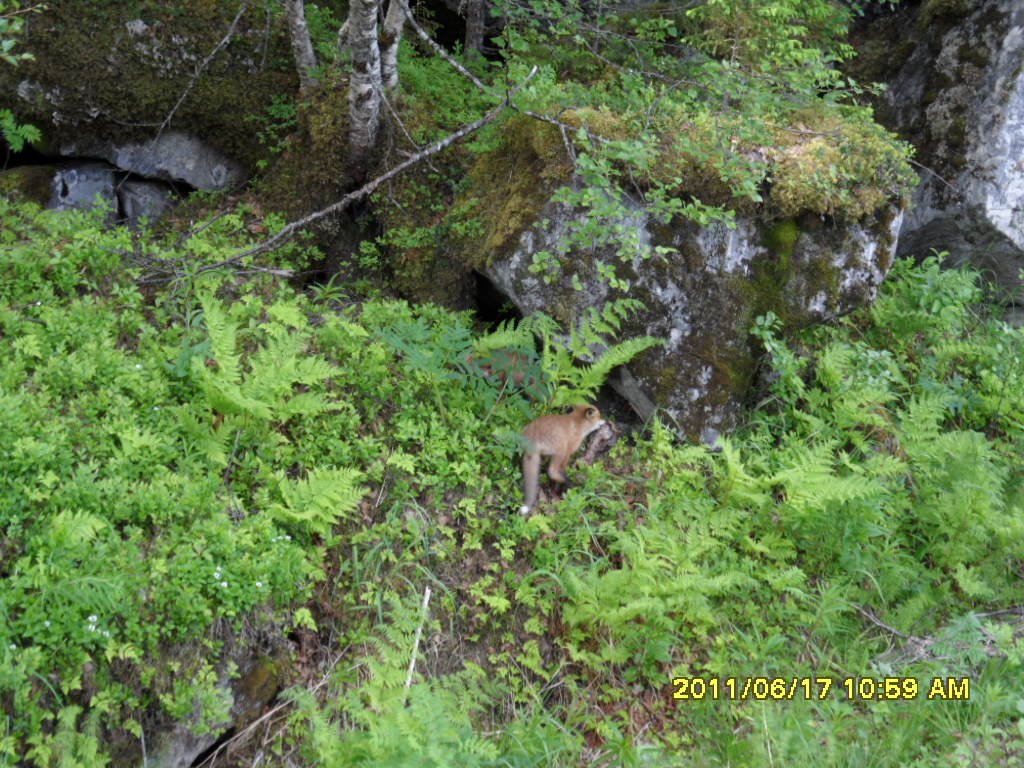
{"left": 120, "top": 178, "right": 178, "bottom": 227}
{"left": 145, "top": 645, "right": 286, "bottom": 768}
{"left": 879, "top": 0, "right": 1024, "bottom": 294}
{"left": 49, "top": 163, "right": 118, "bottom": 220}
{"left": 59, "top": 130, "right": 246, "bottom": 191}
{"left": 486, "top": 196, "right": 902, "bottom": 440}
{"left": 0, "top": 160, "right": 182, "bottom": 226}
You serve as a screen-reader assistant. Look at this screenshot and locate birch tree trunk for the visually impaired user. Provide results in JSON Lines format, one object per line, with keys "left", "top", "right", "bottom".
{"left": 380, "top": 0, "right": 406, "bottom": 92}
{"left": 347, "top": 0, "right": 383, "bottom": 178}
{"left": 284, "top": 0, "right": 318, "bottom": 92}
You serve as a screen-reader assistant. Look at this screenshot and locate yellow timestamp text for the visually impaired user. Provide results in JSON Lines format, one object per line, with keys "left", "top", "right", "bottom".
{"left": 671, "top": 676, "right": 970, "bottom": 702}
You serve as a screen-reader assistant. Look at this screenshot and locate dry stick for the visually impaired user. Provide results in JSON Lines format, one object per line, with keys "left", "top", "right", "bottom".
{"left": 856, "top": 605, "right": 918, "bottom": 642}
{"left": 399, "top": 0, "right": 492, "bottom": 95}
{"left": 0, "top": 2, "right": 44, "bottom": 20}
{"left": 397, "top": 1, "right": 603, "bottom": 146}
{"left": 155, "top": 2, "right": 250, "bottom": 143}
{"left": 404, "top": 585, "right": 433, "bottom": 698}
{"left": 909, "top": 158, "right": 961, "bottom": 197}
{"left": 204, "top": 67, "right": 537, "bottom": 269}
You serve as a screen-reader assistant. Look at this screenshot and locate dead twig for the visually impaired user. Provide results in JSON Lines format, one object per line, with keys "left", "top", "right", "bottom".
{"left": 403, "top": 585, "right": 433, "bottom": 701}
{"left": 398, "top": 1, "right": 605, "bottom": 148}
{"left": 202, "top": 66, "right": 538, "bottom": 265}
{"left": 194, "top": 652, "right": 348, "bottom": 768}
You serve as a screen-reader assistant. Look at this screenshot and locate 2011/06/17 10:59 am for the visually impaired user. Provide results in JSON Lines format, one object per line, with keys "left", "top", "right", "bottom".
{"left": 671, "top": 675, "right": 970, "bottom": 702}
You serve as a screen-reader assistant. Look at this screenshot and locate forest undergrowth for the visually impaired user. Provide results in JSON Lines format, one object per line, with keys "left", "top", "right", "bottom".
{"left": 1, "top": 198, "right": 1023, "bottom": 766}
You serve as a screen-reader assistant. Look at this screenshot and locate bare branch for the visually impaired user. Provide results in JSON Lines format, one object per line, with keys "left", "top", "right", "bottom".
{"left": 232, "top": 105, "right": 510, "bottom": 258}
{"left": 146, "top": 66, "right": 538, "bottom": 282}
{"left": 856, "top": 605, "right": 920, "bottom": 642}
{"left": 399, "top": 0, "right": 493, "bottom": 96}
{"left": 0, "top": 2, "right": 45, "bottom": 20}
{"left": 398, "top": 1, "right": 607, "bottom": 148}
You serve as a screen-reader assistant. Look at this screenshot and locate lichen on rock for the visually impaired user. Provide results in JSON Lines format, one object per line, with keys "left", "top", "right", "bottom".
{"left": 861, "top": 0, "right": 1024, "bottom": 295}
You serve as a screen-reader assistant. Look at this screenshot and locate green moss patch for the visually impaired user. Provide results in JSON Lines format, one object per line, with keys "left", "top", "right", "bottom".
{"left": 450, "top": 116, "right": 574, "bottom": 269}
{"left": 3, "top": 0, "right": 296, "bottom": 171}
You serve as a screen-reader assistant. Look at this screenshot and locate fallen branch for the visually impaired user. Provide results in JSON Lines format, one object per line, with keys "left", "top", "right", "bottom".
{"left": 399, "top": 0, "right": 492, "bottom": 97}
{"left": 180, "top": 65, "right": 538, "bottom": 275}
{"left": 0, "top": 2, "right": 45, "bottom": 20}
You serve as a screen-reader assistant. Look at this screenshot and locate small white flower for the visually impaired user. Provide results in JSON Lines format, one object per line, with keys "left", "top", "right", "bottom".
{"left": 9, "top": 644, "right": 15, "bottom": 650}
{"left": 135, "top": 364, "right": 142, "bottom": 369}
{"left": 88, "top": 614, "right": 98, "bottom": 623}
{"left": 284, "top": 535, "right": 291, "bottom": 542}
{"left": 152, "top": 406, "right": 160, "bottom": 411}
{"left": 255, "top": 581, "right": 263, "bottom": 588}
{"left": 214, "top": 570, "right": 222, "bottom": 579}
{"left": 221, "top": 581, "right": 228, "bottom": 588}
{"left": 104, "top": 630, "right": 111, "bottom": 638}
{"left": 44, "top": 620, "right": 51, "bottom": 628}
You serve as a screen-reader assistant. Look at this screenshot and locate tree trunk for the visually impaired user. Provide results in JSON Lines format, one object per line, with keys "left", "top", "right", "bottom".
{"left": 464, "top": 0, "right": 485, "bottom": 59}
{"left": 380, "top": 0, "right": 406, "bottom": 92}
{"left": 347, "top": 0, "right": 383, "bottom": 178}
{"left": 284, "top": 0, "right": 318, "bottom": 92}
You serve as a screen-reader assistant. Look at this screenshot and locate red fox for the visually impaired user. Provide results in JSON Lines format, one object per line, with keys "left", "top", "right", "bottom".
{"left": 520, "top": 405, "right": 606, "bottom": 514}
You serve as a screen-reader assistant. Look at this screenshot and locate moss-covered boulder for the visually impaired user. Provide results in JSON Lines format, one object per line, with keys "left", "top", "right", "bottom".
{"left": 484, "top": 193, "right": 902, "bottom": 441}
{"left": 2, "top": 1, "right": 296, "bottom": 188}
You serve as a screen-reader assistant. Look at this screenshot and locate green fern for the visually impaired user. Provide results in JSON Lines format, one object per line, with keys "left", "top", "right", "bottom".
{"left": 198, "top": 293, "right": 241, "bottom": 385}
{"left": 471, "top": 318, "right": 535, "bottom": 355}
{"left": 270, "top": 467, "right": 366, "bottom": 536}
{"left": 195, "top": 295, "right": 338, "bottom": 422}
{"left": 523, "top": 298, "right": 662, "bottom": 406}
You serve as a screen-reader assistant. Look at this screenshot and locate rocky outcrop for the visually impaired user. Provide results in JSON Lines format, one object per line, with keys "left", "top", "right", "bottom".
{"left": 485, "top": 196, "right": 902, "bottom": 440}
{"left": 57, "top": 130, "right": 246, "bottom": 191}
{"left": 119, "top": 178, "right": 178, "bottom": 227}
{"left": 866, "top": 0, "right": 1024, "bottom": 295}
{"left": 146, "top": 649, "right": 286, "bottom": 768}
{"left": 2, "top": 2, "right": 296, "bottom": 191}
{"left": 0, "top": 161, "right": 180, "bottom": 226}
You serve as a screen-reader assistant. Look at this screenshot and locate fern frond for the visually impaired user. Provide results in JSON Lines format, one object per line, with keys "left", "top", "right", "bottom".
{"left": 271, "top": 467, "right": 366, "bottom": 535}
{"left": 277, "top": 391, "right": 339, "bottom": 419}
{"left": 472, "top": 318, "right": 535, "bottom": 354}
{"left": 582, "top": 336, "right": 662, "bottom": 382}
{"left": 195, "top": 367, "right": 273, "bottom": 420}
{"left": 47, "top": 510, "right": 105, "bottom": 549}
{"left": 198, "top": 294, "right": 240, "bottom": 385}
